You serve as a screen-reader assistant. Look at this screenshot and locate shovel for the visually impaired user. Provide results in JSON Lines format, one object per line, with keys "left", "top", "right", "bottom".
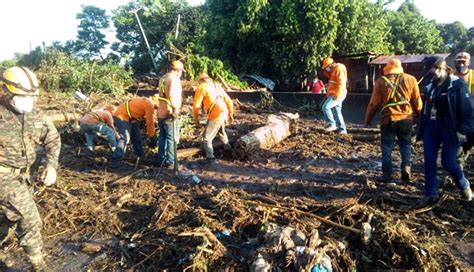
{"left": 172, "top": 117, "right": 178, "bottom": 175}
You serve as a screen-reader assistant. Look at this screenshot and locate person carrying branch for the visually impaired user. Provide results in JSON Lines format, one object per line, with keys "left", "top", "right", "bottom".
{"left": 193, "top": 73, "right": 234, "bottom": 165}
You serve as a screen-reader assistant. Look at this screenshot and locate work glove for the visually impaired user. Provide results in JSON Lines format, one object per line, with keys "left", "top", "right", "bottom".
{"left": 41, "top": 166, "right": 57, "bottom": 186}
{"left": 457, "top": 132, "right": 467, "bottom": 144}
{"left": 147, "top": 136, "right": 157, "bottom": 148}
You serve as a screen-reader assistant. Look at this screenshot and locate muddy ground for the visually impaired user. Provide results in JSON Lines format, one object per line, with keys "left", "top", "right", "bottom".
{"left": 1, "top": 92, "right": 473, "bottom": 271}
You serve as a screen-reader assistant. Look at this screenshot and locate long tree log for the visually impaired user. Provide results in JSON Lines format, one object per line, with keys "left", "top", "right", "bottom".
{"left": 177, "top": 129, "right": 242, "bottom": 159}
{"left": 233, "top": 112, "right": 299, "bottom": 159}
{"left": 312, "top": 126, "right": 380, "bottom": 134}
{"left": 45, "top": 110, "right": 82, "bottom": 124}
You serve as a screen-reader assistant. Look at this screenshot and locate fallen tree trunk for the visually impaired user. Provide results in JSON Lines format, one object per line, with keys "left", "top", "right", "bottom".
{"left": 351, "top": 134, "right": 379, "bottom": 142}
{"left": 177, "top": 129, "right": 241, "bottom": 159}
{"left": 45, "top": 110, "right": 82, "bottom": 124}
{"left": 312, "top": 126, "right": 380, "bottom": 134}
{"left": 233, "top": 112, "right": 299, "bottom": 159}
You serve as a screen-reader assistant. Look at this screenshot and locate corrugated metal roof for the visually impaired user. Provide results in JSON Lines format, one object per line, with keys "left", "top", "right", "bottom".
{"left": 369, "top": 53, "right": 450, "bottom": 65}
{"left": 241, "top": 75, "right": 276, "bottom": 91}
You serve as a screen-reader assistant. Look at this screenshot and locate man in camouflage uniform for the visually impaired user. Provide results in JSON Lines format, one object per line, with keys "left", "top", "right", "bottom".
{"left": 0, "top": 67, "right": 61, "bottom": 271}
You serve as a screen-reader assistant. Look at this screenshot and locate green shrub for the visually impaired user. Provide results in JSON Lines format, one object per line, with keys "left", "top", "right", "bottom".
{"left": 36, "top": 49, "right": 133, "bottom": 95}
{"left": 185, "top": 54, "right": 248, "bottom": 89}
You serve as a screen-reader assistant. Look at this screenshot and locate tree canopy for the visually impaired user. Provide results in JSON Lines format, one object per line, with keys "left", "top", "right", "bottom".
{"left": 386, "top": 1, "right": 443, "bottom": 54}
{"left": 2, "top": 0, "right": 473, "bottom": 91}
{"left": 74, "top": 5, "right": 111, "bottom": 59}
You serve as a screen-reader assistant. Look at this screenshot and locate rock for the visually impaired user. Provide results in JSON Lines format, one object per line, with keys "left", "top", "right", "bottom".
{"left": 81, "top": 242, "right": 102, "bottom": 254}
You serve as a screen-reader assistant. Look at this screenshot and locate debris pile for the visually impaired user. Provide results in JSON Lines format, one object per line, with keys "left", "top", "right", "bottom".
{"left": 1, "top": 92, "right": 473, "bottom": 271}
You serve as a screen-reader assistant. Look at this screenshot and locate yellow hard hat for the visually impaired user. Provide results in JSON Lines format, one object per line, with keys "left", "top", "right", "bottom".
{"left": 383, "top": 58, "right": 404, "bottom": 75}
{"left": 0, "top": 66, "right": 39, "bottom": 96}
{"left": 321, "top": 57, "right": 334, "bottom": 70}
{"left": 199, "top": 73, "right": 210, "bottom": 81}
{"left": 170, "top": 60, "right": 185, "bottom": 71}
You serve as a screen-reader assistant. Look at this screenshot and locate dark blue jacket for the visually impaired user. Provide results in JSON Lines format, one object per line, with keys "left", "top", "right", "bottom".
{"left": 417, "top": 75, "right": 473, "bottom": 144}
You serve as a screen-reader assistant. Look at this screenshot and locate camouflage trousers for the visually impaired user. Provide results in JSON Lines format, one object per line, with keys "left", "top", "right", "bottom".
{"left": 0, "top": 174, "right": 43, "bottom": 258}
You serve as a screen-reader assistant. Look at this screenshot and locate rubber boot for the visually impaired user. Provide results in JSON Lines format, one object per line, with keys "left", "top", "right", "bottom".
{"left": 401, "top": 166, "right": 411, "bottom": 182}
{"left": 382, "top": 172, "right": 393, "bottom": 183}
{"left": 29, "top": 254, "right": 48, "bottom": 272}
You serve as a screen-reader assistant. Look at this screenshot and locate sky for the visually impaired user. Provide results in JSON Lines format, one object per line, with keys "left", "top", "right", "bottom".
{"left": 0, "top": 0, "right": 471, "bottom": 61}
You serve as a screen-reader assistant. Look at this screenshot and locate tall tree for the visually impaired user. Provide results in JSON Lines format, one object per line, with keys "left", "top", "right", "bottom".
{"left": 75, "top": 5, "right": 110, "bottom": 59}
{"left": 438, "top": 21, "right": 469, "bottom": 53}
{"left": 112, "top": 0, "right": 207, "bottom": 74}
{"left": 386, "top": 1, "right": 443, "bottom": 54}
{"left": 334, "top": 0, "right": 390, "bottom": 55}
{"left": 205, "top": 0, "right": 342, "bottom": 84}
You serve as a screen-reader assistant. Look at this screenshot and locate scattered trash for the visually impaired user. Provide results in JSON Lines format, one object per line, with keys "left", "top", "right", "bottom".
{"left": 311, "top": 254, "right": 333, "bottom": 272}
{"left": 215, "top": 229, "right": 231, "bottom": 239}
{"left": 192, "top": 175, "right": 201, "bottom": 184}
{"left": 74, "top": 90, "right": 88, "bottom": 101}
{"left": 126, "top": 243, "right": 137, "bottom": 250}
{"left": 249, "top": 253, "right": 271, "bottom": 272}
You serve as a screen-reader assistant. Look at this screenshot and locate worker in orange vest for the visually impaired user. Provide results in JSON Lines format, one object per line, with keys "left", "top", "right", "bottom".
{"left": 321, "top": 57, "right": 348, "bottom": 134}
{"left": 79, "top": 105, "right": 120, "bottom": 152}
{"left": 193, "top": 73, "right": 234, "bottom": 164}
{"left": 156, "top": 60, "right": 184, "bottom": 168}
{"left": 453, "top": 52, "right": 474, "bottom": 169}
{"left": 365, "top": 58, "right": 422, "bottom": 183}
{"left": 109, "top": 97, "right": 157, "bottom": 169}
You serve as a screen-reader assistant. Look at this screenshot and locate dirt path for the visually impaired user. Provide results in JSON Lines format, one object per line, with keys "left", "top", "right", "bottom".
{"left": 2, "top": 96, "right": 473, "bottom": 271}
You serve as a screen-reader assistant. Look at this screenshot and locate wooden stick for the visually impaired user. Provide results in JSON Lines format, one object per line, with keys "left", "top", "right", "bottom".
{"left": 246, "top": 200, "right": 361, "bottom": 234}
{"left": 217, "top": 74, "right": 231, "bottom": 91}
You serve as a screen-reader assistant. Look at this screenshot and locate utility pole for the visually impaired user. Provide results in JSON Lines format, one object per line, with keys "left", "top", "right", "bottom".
{"left": 132, "top": 8, "right": 158, "bottom": 74}
{"left": 174, "top": 14, "right": 181, "bottom": 41}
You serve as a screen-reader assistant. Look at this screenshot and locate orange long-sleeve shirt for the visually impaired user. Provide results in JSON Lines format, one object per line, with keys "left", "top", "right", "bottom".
{"left": 325, "top": 63, "right": 347, "bottom": 99}
{"left": 157, "top": 72, "right": 182, "bottom": 119}
{"left": 114, "top": 97, "right": 156, "bottom": 137}
{"left": 80, "top": 109, "right": 115, "bottom": 128}
{"left": 193, "top": 81, "right": 233, "bottom": 121}
{"left": 365, "top": 73, "right": 422, "bottom": 126}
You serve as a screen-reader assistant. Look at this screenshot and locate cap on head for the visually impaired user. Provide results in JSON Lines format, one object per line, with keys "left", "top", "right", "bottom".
{"left": 0, "top": 66, "right": 39, "bottom": 96}
{"left": 383, "top": 58, "right": 404, "bottom": 75}
{"left": 170, "top": 60, "right": 185, "bottom": 71}
{"left": 423, "top": 56, "right": 446, "bottom": 71}
{"left": 199, "top": 73, "right": 210, "bottom": 81}
{"left": 455, "top": 52, "right": 470, "bottom": 62}
{"left": 321, "top": 57, "right": 334, "bottom": 70}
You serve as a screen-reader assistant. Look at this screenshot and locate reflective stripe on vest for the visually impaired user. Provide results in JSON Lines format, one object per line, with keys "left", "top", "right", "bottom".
{"left": 88, "top": 112, "right": 104, "bottom": 123}
{"left": 381, "top": 74, "right": 410, "bottom": 112}
{"left": 207, "top": 83, "right": 223, "bottom": 115}
{"left": 468, "top": 70, "right": 473, "bottom": 94}
{"left": 157, "top": 76, "right": 173, "bottom": 108}
{"left": 125, "top": 101, "right": 133, "bottom": 120}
